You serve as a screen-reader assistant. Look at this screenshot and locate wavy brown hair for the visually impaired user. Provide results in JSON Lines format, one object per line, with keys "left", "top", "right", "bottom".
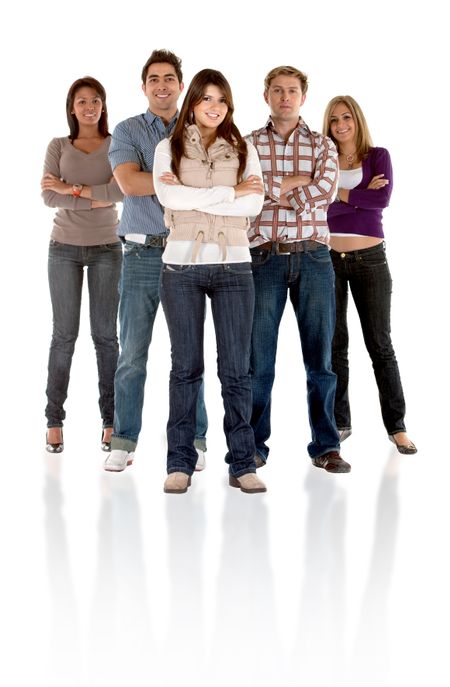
{"left": 66, "top": 76, "right": 109, "bottom": 140}
{"left": 170, "top": 69, "right": 247, "bottom": 180}
{"left": 323, "top": 95, "right": 373, "bottom": 160}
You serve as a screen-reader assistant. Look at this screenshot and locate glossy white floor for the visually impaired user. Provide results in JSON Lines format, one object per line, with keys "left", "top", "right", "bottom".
{"left": 2, "top": 285, "right": 448, "bottom": 687}
{"left": 2, "top": 3, "right": 448, "bottom": 684}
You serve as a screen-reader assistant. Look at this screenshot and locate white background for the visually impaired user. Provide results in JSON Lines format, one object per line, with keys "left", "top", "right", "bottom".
{"left": 0, "top": 1, "right": 448, "bottom": 686}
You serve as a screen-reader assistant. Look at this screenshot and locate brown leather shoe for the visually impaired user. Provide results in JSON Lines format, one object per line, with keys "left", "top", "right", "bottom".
{"left": 312, "top": 451, "right": 351, "bottom": 473}
{"left": 229, "top": 472, "right": 267, "bottom": 493}
{"left": 164, "top": 472, "right": 192, "bottom": 494}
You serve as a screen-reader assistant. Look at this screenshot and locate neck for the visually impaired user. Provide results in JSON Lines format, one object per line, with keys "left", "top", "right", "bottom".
{"left": 197, "top": 124, "right": 218, "bottom": 149}
{"left": 151, "top": 106, "right": 177, "bottom": 125}
{"left": 339, "top": 142, "right": 356, "bottom": 156}
{"left": 76, "top": 125, "right": 102, "bottom": 139}
{"left": 271, "top": 115, "right": 299, "bottom": 140}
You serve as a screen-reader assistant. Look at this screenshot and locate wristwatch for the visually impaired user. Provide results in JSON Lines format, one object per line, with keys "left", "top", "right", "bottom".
{"left": 72, "top": 184, "right": 83, "bottom": 198}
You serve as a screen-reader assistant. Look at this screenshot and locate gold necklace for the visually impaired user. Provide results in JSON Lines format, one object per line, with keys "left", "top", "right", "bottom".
{"left": 340, "top": 151, "right": 357, "bottom": 169}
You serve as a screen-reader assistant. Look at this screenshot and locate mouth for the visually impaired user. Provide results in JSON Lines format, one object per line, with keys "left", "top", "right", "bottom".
{"left": 336, "top": 128, "right": 350, "bottom": 134}
{"left": 205, "top": 112, "right": 220, "bottom": 119}
{"left": 155, "top": 93, "right": 170, "bottom": 99}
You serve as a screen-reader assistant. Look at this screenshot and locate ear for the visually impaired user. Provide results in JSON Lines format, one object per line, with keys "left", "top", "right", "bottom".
{"left": 301, "top": 93, "right": 307, "bottom": 107}
{"left": 141, "top": 82, "right": 146, "bottom": 95}
{"left": 263, "top": 90, "right": 269, "bottom": 105}
{"left": 179, "top": 82, "right": 184, "bottom": 94}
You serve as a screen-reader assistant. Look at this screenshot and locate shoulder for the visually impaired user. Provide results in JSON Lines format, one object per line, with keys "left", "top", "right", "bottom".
{"left": 47, "top": 136, "right": 69, "bottom": 149}
{"left": 155, "top": 138, "right": 171, "bottom": 155}
{"left": 112, "top": 114, "right": 146, "bottom": 135}
{"left": 366, "top": 146, "right": 392, "bottom": 167}
{"left": 309, "top": 129, "right": 335, "bottom": 149}
{"left": 246, "top": 126, "right": 268, "bottom": 141}
{"left": 245, "top": 140, "right": 259, "bottom": 157}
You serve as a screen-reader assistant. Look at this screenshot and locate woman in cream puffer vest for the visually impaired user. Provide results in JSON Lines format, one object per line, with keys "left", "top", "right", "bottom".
{"left": 154, "top": 69, "right": 266, "bottom": 495}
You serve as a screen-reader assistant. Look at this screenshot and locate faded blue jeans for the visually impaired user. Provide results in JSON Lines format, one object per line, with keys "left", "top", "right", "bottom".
{"left": 250, "top": 243, "right": 340, "bottom": 461}
{"left": 46, "top": 240, "right": 122, "bottom": 428}
{"left": 111, "top": 240, "right": 207, "bottom": 452}
{"left": 160, "top": 262, "right": 256, "bottom": 477}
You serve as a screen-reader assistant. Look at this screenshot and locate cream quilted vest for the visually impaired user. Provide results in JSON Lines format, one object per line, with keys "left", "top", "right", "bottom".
{"left": 164, "top": 125, "right": 249, "bottom": 262}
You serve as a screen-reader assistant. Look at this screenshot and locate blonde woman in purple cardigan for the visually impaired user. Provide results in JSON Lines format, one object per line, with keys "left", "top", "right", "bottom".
{"left": 323, "top": 95, "right": 416, "bottom": 454}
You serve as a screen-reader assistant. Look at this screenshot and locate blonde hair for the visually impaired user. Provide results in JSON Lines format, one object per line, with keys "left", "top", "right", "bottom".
{"left": 323, "top": 95, "right": 373, "bottom": 159}
{"left": 264, "top": 66, "right": 308, "bottom": 94}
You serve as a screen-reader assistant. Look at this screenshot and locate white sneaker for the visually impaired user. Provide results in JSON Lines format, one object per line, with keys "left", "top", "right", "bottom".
{"left": 104, "top": 449, "right": 134, "bottom": 472}
{"left": 195, "top": 448, "right": 206, "bottom": 471}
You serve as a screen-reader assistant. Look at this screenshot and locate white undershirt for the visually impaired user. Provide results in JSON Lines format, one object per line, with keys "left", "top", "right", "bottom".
{"left": 332, "top": 167, "right": 364, "bottom": 237}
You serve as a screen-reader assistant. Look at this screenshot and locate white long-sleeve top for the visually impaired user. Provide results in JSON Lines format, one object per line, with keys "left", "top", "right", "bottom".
{"left": 154, "top": 138, "right": 263, "bottom": 264}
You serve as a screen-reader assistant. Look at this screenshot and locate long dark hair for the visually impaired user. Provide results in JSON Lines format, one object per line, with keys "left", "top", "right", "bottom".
{"left": 170, "top": 69, "right": 247, "bottom": 180}
{"left": 66, "top": 76, "right": 110, "bottom": 140}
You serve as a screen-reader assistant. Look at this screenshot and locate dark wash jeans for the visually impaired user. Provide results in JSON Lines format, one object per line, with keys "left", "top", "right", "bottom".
{"left": 46, "top": 240, "right": 122, "bottom": 427}
{"left": 331, "top": 242, "right": 406, "bottom": 434}
{"left": 160, "top": 262, "right": 256, "bottom": 478}
{"left": 250, "top": 244, "right": 340, "bottom": 461}
{"left": 111, "top": 240, "right": 208, "bottom": 452}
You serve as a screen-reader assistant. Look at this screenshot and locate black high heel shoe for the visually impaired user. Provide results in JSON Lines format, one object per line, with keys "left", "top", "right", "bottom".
{"left": 46, "top": 428, "right": 64, "bottom": 454}
{"left": 101, "top": 427, "right": 113, "bottom": 452}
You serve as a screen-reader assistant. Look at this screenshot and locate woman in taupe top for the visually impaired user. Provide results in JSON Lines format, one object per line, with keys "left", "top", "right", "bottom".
{"left": 41, "top": 76, "right": 123, "bottom": 453}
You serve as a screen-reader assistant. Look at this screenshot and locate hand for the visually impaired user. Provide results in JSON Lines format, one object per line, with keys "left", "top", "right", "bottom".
{"left": 234, "top": 175, "right": 264, "bottom": 197}
{"left": 91, "top": 199, "right": 113, "bottom": 208}
{"left": 41, "top": 173, "right": 71, "bottom": 195}
{"left": 159, "top": 172, "right": 181, "bottom": 186}
{"left": 367, "top": 174, "right": 389, "bottom": 190}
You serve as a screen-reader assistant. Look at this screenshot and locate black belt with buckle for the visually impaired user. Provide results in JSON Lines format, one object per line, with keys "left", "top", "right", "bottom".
{"left": 144, "top": 235, "right": 167, "bottom": 247}
{"left": 257, "top": 240, "right": 322, "bottom": 254}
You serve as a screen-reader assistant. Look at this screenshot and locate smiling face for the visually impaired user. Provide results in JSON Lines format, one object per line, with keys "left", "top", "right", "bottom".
{"left": 142, "top": 62, "right": 183, "bottom": 120}
{"left": 264, "top": 75, "right": 306, "bottom": 126}
{"left": 71, "top": 87, "right": 103, "bottom": 128}
{"left": 329, "top": 102, "right": 357, "bottom": 148}
{"left": 192, "top": 84, "right": 228, "bottom": 135}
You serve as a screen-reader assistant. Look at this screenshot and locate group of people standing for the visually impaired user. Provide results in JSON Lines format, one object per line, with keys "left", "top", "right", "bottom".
{"left": 41, "top": 49, "right": 416, "bottom": 495}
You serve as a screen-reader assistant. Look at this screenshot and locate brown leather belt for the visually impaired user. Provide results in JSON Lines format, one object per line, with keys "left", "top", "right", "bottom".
{"left": 257, "top": 240, "right": 323, "bottom": 254}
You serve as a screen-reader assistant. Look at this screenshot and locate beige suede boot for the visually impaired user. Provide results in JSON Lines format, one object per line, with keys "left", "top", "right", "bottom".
{"left": 229, "top": 472, "right": 267, "bottom": 493}
{"left": 164, "top": 472, "right": 192, "bottom": 494}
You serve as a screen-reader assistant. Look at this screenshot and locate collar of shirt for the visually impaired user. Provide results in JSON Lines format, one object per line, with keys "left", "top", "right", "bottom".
{"left": 144, "top": 109, "right": 178, "bottom": 134}
{"left": 266, "top": 116, "right": 311, "bottom": 139}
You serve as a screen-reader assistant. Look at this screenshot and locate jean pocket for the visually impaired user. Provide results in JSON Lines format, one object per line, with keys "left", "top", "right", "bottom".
{"left": 49, "top": 239, "right": 62, "bottom": 248}
{"left": 360, "top": 252, "right": 387, "bottom": 268}
{"left": 104, "top": 241, "right": 122, "bottom": 251}
{"left": 250, "top": 249, "right": 270, "bottom": 267}
{"left": 305, "top": 246, "right": 332, "bottom": 264}
{"left": 162, "top": 263, "right": 192, "bottom": 272}
{"left": 224, "top": 262, "right": 253, "bottom": 275}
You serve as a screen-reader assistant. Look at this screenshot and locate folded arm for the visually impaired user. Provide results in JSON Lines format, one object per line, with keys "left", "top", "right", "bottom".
{"left": 154, "top": 139, "right": 264, "bottom": 217}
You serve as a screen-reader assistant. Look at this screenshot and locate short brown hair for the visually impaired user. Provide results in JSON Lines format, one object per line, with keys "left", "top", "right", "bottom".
{"left": 264, "top": 66, "right": 308, "bottom": 94}
{"left": 141, "top": 49, "right": 183, "bottom": 84}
